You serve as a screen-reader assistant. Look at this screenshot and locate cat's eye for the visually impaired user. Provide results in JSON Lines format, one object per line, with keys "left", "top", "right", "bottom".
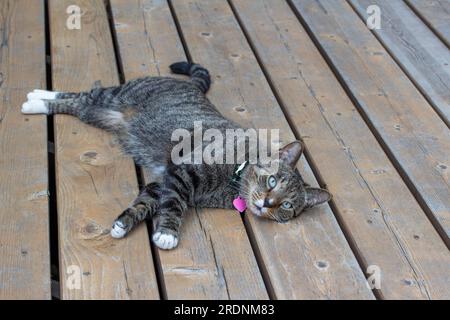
{"left": 281, "top": 201, "right": 293, "bottom": 209}
{"left": 267, "top": 175, "right": 277, "bottom": 189}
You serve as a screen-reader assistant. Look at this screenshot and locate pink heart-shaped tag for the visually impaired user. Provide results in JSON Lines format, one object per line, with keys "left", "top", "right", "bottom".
{"left": 233, "top": 196, "right": 247, "bottom": 213}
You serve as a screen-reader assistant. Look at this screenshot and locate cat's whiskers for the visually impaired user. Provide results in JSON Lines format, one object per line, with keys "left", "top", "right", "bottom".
{"left": 268, "top": 211, "right": 281, "bottom": 223}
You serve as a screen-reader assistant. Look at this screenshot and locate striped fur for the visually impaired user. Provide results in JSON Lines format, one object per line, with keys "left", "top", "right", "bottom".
{"left": 170, "top": 61, "right": 211, "bottom": 93}
{"left": 27, "top": 62, "right": 331, "bottom": 249}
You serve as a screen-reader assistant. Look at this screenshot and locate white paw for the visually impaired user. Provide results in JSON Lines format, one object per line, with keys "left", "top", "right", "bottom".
{"left": 152, "top": 232, "right": 179, "bottom": 250}
{"left": 21, "top": 100, "right": 48, "bottom": 114}
{"left": 111, "top": 220, "right": 127, "bottom": 239}
{"left": 27, "top": 89, "right": 59, "bottom": 100}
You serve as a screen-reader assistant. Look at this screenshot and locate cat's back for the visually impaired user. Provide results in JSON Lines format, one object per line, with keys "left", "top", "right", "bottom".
{"left": 118, "top": 76, "right": 206, "bottom": 104}
{"left": 126, "top": 75, "right": 231, "bottom": 129}
{"left": 103, "top": 64, "right": 249, "bottom": 180}
{"left": 122, "top": 75, "right": 241, "bottom": 166}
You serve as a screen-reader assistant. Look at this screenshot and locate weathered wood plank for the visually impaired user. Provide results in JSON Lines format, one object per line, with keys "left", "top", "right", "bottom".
{"left": 110, "top": 0, "right": 268, "bottom": 299}
{"left": 0, "top": 0, "right": 50, "bottom": 299}
{"left": 49, "top": 0, "right": 159, "bottom": 299}
{"left": 231, "top": 0, "right": 450, "bottom": 299}
{"left": 350, "top": 0, "right": 450, "bottom": 126}
{"left": 405, "top": 0, "right": 450, "bottom": 48}
{"left": 170, "top": 0, "right": 374, "bottom": 299}
{"left": 291, "top": 0, "right": 450, "bottom": 245}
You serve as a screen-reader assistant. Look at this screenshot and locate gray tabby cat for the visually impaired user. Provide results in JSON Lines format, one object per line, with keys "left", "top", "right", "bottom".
{"left": 22, "top": 62, "right": 331, "bottom": 250}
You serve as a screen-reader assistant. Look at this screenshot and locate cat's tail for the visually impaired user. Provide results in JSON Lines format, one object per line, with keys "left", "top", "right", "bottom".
{"left": 169, "top": 61, "right": 211, "bottom": 93}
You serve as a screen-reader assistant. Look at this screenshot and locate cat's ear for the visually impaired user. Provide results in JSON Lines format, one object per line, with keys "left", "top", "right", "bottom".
{"left": 304, "top": 187, "right": 332, "bottom": 209}
{"left": 279, "top": 140, "right": 304, "bottom": 168}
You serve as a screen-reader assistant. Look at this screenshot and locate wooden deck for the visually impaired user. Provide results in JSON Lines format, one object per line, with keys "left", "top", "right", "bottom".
{"left": 0, "top": 0, "right": 449, "bottom": 300}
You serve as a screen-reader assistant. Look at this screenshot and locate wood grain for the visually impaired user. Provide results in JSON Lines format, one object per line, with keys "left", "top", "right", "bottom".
{"left": 170, "top": 0, "right": 374, "bottom": 299}
{"left": 0, "top": 0, "right": 50, "bottom": 299}
{"left": 405, "top": 0, "right": 450, "bottom": 48}
{"left": 291, "top": 0, "right": 450, "bottom": 246}
{"left": 350, "top": 0, "right": 450, "bottom": 126}
{"left": 49, "top": 0, "right": 159, "bottom": 299}
{"left": 231, "top": 0, "right": 450, "bottom": 299}
{"left": 110, "top": 0, "right": 268, "bottom": 299}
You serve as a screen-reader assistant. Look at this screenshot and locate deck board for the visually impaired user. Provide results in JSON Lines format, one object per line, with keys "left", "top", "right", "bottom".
{"left": 231, "top": 0, "right": 450, "bottom": 299}
{"left": 350, "top": 0, "right": 450, "bottom": 126}
{"left": 0, "top": 0, "right": 50, "bottom": 299}
{"left": 170, "top": 0, "right": 374, "bottom": 300}
{"left": 405, "top": 0, "right": 450, "bottom": 48}
{"left": 110, "top": 0, "right": 268, "bottom": 299}
{"left": 291, "top": 0, "right": 450, "bottom": 246}
{"left": 49, "top": 0, "right": 159, "bottom": 299}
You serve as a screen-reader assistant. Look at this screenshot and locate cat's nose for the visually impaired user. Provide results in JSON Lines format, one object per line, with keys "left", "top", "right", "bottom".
{"left": 263, "top": 198, "right": 275, "bottom": 208}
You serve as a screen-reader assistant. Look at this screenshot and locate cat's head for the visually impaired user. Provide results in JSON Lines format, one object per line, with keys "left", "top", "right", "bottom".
{"left": 240, "top": 141, "right": 331, "bottom": 223}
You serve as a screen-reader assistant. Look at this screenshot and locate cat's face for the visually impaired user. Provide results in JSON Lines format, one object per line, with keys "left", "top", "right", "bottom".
{"left": 241, "top": 141, "right": 331, "bottom": 223}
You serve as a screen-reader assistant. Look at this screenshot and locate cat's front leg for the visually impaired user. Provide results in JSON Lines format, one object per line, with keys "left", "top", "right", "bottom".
{"left": 151, "top": 167, "right": 192, "bottom": 250}
{"left": 111, "top": 182, "right": 161, "bottom": 238}
{"left": 152, "top": 186, "right": 189, "bottom": 250}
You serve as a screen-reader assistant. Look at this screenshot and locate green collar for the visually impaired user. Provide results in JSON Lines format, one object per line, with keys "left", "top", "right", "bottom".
{"left": 231, "top": 161, "right": 248, "bottom": 185}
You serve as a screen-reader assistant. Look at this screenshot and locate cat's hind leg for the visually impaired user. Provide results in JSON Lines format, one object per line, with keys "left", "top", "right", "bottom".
{"left": 21, "top": 98, "right": 50, "bottom": 114}
{"left": 21, "top": 97, "right": 80, "bottom": 115}
{"left": 111, "top": 183, "right": 161, "bottom": 238}
{"left": 22, "top": 87, "right": 83, "bottom": 116}
{"left": 22, "top": 95, "right": 128, "bottom": 133}
{"left": 26, "top": 89, "right": 80, "bottom": 101}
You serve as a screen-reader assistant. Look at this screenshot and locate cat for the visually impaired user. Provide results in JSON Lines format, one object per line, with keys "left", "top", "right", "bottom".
{"left": 22, "top": 62, "right": 331, "bottom": 250}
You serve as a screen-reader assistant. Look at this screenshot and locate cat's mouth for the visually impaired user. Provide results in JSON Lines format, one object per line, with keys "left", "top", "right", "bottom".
{"left": 248, "top": 202, "right": 268, "bottom": 217}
